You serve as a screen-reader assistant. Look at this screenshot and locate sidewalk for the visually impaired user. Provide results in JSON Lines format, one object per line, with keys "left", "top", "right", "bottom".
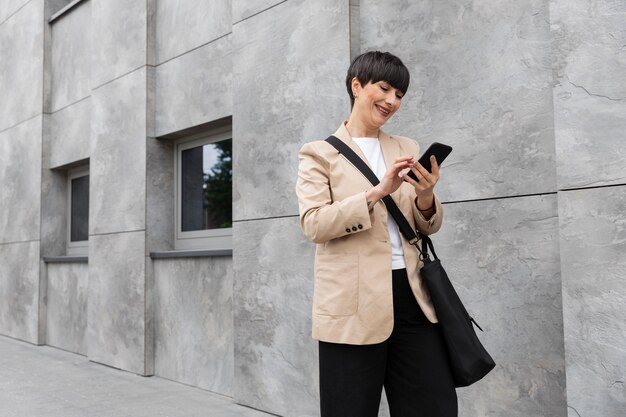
{"left": 0, "top": 335, "right": 275, "bottom": 417}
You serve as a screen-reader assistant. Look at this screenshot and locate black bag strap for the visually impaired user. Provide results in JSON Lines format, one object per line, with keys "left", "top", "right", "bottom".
{"left": 325, "top": 135, "right": 435, "bottom": 259}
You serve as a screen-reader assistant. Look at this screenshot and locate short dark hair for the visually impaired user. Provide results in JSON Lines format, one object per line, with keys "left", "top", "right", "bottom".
{"left": 346, "top": 51, "right": 410, "bottom": 108}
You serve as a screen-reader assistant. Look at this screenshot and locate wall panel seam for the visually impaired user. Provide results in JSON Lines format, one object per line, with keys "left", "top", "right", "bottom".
{"left": 47, "top": 95, "right": 91, "bottom": 115}
{"left": 233, "top": 214, "right": 299, "bottom": 223}
{"left": 233, "top": 192, "right": 623, "bottom": 224}
{"left": 232, "top": 0, "right": 290, "bottom": 25}
{"left": 232, "top": 183, "right": 625, "bottom": 222}
{"left": 559, "top": 183, "right": 626, "bottom": 192}
{"left": 232, "top": 193, "right": 561, "bottom": 223}
{"left": 0, "top": 0, "right": 32, "bottom": 26}
{"left": 155, "top": 32, "right": 232, "bottom": 67}
{"left": 444, "top": 192, "right": 558, "bottom": 205}
{"left": 89, "top": 229, "right": 146, "bottom": 238}
{"left": 0, "top": 239, "right": 40, "bottom": 246}
{"left": 92, "top": 64, "right": 147, "bottom": 91}
{"left": 0, "top": 113, "right": 41, "bottom": 135}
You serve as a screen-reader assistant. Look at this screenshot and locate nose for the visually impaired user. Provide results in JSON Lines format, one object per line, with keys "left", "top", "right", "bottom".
{"left": 385, "top": 91, "right": 400, "bottom": 107}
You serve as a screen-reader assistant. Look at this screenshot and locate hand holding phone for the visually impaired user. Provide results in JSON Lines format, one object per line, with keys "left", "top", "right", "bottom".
{"left": 406, "top": 142, "right": 452, "bottom": 182}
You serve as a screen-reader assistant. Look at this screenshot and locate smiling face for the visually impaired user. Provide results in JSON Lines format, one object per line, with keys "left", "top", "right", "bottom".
{"left": 351, "top": 78, "right": 404, "bottom": 131}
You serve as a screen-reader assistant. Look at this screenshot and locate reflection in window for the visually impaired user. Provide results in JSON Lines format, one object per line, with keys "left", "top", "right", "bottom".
{"left": 70, "top": 175, "right": 89, "bottom": 242}
{"left": 181, "top": 139, "right": 232, "bottom": 231}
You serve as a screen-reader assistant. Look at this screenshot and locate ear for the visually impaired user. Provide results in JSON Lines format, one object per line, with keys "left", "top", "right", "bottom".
{"left": 351, "top": 77, "right": 362, "bottom": 95}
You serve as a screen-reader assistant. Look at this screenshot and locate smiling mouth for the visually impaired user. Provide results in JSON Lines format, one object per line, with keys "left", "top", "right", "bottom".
{"left": 375, "top": 104, "right": 391, "bottom": 117}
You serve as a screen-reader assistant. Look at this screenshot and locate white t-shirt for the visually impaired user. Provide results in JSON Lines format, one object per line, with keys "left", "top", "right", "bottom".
{"left": 352, "top": 137, "right": 406, "bottom": 270}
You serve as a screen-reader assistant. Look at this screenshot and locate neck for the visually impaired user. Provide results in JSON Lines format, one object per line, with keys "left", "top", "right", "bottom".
{"left": 345, "top": 115, "right": 379, "bottom": 138}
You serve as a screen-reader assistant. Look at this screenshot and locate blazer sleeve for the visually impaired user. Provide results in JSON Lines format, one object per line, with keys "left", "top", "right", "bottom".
{"left": 412, "top": 194, "right": 444, "bottom": 236}
{"left": 296, "top": 141, "right": 375, "bottom": 244}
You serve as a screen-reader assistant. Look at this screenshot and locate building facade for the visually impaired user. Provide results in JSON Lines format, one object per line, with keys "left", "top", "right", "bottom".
{"left": 0, "top": 0, "right": 624, "bottom": 416}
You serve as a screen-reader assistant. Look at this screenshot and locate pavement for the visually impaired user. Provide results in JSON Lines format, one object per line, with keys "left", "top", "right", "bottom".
{"left": 0, "top": 335, "right": 276, "bottom": 417}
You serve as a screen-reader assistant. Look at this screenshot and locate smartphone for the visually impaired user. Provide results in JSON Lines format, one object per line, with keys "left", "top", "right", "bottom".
{"left": 406, "top": 142, "right": 453, "bottom": 182}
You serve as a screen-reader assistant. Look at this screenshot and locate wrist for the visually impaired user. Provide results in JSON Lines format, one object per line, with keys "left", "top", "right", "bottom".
{"left": 366, "top": 186, "right": 385, "bottom": 202}
{"left": 416, "top": 193, "right": 435, "bottom": 211}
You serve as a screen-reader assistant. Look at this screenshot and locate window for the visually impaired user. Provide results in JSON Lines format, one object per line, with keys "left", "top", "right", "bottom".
{"left": 67, "top": 166, "right": 89, "bottom": 255}
{"left": 175, "top": 128, "right": 232, "bottom": 250}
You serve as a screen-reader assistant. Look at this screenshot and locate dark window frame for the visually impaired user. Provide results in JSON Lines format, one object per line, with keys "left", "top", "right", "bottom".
{"left": 67, "top": 166, "right": 89, "bottom": 255}
{"left": 175, "top": 128, "right": 232, "bottom": 250}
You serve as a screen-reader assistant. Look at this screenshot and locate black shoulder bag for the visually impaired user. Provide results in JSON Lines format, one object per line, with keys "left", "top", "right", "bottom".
{"left": 325, "top": 135, "right": 496, "bottom": 387}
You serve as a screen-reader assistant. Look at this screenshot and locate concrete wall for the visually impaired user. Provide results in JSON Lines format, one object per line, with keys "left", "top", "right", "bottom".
{"left": 46, "top": 262, "right": 88, "bottom": 355}
{"left": 86, "top": 0, "right": 152, "bottom": 374}
{"left": 1, "top": 0, "right": 624, "bottom": 416}
{"left": 153, "top": 256, "right": 234, "bottom": 397}
{"left": 0, "top": 0, "right": 45, "bottom": 343}
{"left": 0, "top": 0, "right": 44, "bottom": 130}
{"left": 154, "top": 0, "right": 232, "bottom": 137}
{"left": 552, "top": 1, "right": 626, "bottom": 415}
{"left": 231, "top": 0, "right": 349, "bottom": 414}
{"left": 559, "top": 187, "right": 626, "bottom": 417}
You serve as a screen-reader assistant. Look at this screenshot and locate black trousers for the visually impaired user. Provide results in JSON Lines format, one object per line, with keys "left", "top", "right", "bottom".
{"left": 319, "top": 269, "right": 458, "bottom": 417}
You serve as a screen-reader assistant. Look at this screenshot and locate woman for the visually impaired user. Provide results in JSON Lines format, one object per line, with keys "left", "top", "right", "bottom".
{"left": 296, "top": 51, "right": 457, "bottom": 416}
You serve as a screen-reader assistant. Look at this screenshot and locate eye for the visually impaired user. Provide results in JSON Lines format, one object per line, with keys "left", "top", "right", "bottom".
{"left": 379, "top": 85, "right": 389, "bottom": 92}
{"left": 396, "top": 93, "right": 404, "bottom": 100}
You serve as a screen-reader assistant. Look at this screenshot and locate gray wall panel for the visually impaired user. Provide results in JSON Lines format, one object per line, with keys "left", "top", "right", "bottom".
{"left": 155, "top": 35, "right": 232, "bottom": 137}
{"left": 87, "top": 231, "right": 147, "bottom": 374}
{"left": 145, "top": 137, "right": 174, "bottom": 253}
{"left": 559, "top": 186, "right": 626, "bottom": 416}
{"left": 90, "top": 68, "right": 146, "bottom": 235}
{"left": 435, "top": 195, "right": 566, "bottom": 417}
{"left": 155, "top": 0, "right": 230, "bottom": 64}
{"left": 154, "top": 256, "right": 233, "bottom": 396}
{"left": 360, "top": 0, "right": 556, "bottom": 202}
{"left": 49, "top": 97, "right": 90, "bottom": 168}
{"left": 0, "top": 0, "right": 30, "bottom": 23}
{"left": 552, "top": 0, "right": 626, "bottom": 190}
{"left": 232, "top": 0, "right": 284, "bottom": 23}
{"left": 0, "top": 0, "right": 44, "bottom": 130}
{"left": 49, "top": 0, "right": 90, "bottom": 112}
{"left": 232, "top": 0, "right": 350, "bottom": 220}
{"left": 233, "top": 217, "right": 318, "bottom": 416}
{"left": 0, "top": 241, "right": 40, "bottom": 342}
{"left": 50, "top": 1, "right": 91, "bottom": 111}
{"left": 91, "top": 0, "right": 147, "bottom": 87}
{"left": 0, "top": 116, "right": 42, "bottom": 244}
{"left": 39, "top": 161, "right": 66, "bottom": 258}
{"left": 46, "top": 262, "right": 88, "bottom": 355}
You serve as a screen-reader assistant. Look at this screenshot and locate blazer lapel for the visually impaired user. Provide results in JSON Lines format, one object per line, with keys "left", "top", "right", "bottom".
{"left": 333, "top": 122, "right": 370, "bottom": 166}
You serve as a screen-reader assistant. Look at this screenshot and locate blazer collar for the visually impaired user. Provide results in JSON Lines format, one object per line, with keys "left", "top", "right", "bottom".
{"left": 333, "top": 121, "right": 400, "bottom": 172}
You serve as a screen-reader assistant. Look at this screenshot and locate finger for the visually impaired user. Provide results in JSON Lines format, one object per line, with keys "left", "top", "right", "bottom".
{"left": 391, "top": 160, "right": 413, "bottom": 175}
{"left": 408, "top": 168, "right": 429, "bottom": 190}
{"left": 414, "top": 162, "right": 430, "bottom": 177}
{"left": 395, "top": 156, "right": 415, "bottom": 163}
{"left": 411, "top": 165, "right": 432, "bottom": 186}
{"left": 414, "top": 163, "right": 436, "bottom": 186}
{"left": 402, "top": 174, "right": 421, "bottom": 189}
{"left": 404, "top": 174, "right": 429, "bottom": 194}
{"left": 430, "top": 155, "right": 440, "bottom": 177}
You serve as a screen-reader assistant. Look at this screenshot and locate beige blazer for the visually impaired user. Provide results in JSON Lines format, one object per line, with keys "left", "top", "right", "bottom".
{"left": 296, "top": 122, "right": 444, "bottom": 345}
